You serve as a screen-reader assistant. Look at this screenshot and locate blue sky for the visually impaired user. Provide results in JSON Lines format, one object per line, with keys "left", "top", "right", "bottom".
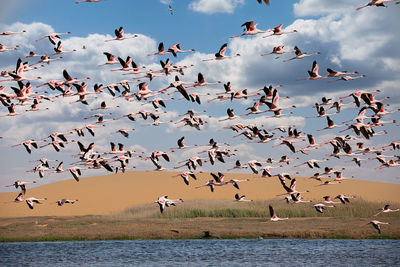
{"left": 0, "top": 0, "right": 399, "bottom": 190}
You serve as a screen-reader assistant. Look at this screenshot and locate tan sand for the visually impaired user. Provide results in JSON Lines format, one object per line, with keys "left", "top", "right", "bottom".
{"left": 0, "top": 171, "right": 399, "bottom": 218}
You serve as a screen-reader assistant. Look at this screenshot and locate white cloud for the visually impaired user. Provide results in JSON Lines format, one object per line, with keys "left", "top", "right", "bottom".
{"left": 293, "top": 0, "right": 361, "bottom": 17}
{"left": 189, "top": 0, "right": 244, "bottom": 14}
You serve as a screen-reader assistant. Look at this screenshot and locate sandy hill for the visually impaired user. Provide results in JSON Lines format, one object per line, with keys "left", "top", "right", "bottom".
{"left": 1, "top": 171, "right": 399, "bottom": 218}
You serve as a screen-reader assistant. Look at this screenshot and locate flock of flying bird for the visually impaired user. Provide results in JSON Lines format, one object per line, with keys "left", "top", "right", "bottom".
{"left": 1, "top": 1, "right": 399, "bottom": 235}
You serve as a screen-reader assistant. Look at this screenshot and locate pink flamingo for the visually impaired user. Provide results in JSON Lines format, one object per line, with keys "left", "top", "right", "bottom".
{"left": 263, "top": 24, "right": 297, "bottom": 38}
{"left": 63, "top": 69, "right": 90, "bottom": 84}
{"left": 335, "top": 194, "right": 355, "bottom": 204}
{"left": 76, "top": 0, "right": 101, "bottom": 3}
{"left": 0, "top": 58, "right": 41, "bottom": 82}
{"left": 283, "top": 46, "right": 320, "bottom": 62}
{"left": 257, "top": 0, "right": 270, "bottom": 5}
{"left": 314, "top": 203, "right": 335, "bottom": 213}
{"left": 325, "top": 68, "right": 359, "bottom": 78}
{"left": 25, "top": 197, "right": 47, "bottom": 209}
{"left": 31, "top": 54, "right": 63, "bottom": 66}
{"left": 230, "top": 21, "right": 267, "bottom": 38}
{"left": 155, "top": 195, "right": 183, "bottom": 213}
{"left": 36, "top": 32, "right": 72, "bottom": 45}
{"left": 277, "top": 178, "right": 308, "bottom": 196}
{"left": 317, "top": 116, "right": 346, "bottom": 131}
{"left": 57, "top": 198, "right": 78, "bottom": 206}
{"left": 1, "top": 30, "right": 26, "bottom": 35}
{"left": 234, "top": 194, "right": 253, "bottom": 202}
{"left": 167, "top": 43, "right": 195, "bottom": 57}
{"left": 373, "top": 205, "right": 400, "bottom": 216}
{"left": 5, "top": 180, "right": 36, "bottom": 195}
{"left": 172, "top": 171, "right": 198, "bottom": 185}
{"left": 268, "top": 205, "right": 288, "bottom": 221}
{"left": 52, "top": 41, "right": 77, "bottom": 55}
{"left": 364, "top": 220, "right": 390, "bottom": 234}
{"left": 328, "top": 74, "right": 366, "bottom": 83}
{"left": 289, "top": 193, "right": 312, "bottom": 204}
{"left": 203, "top": 43, "right": 240, "bottom": 61}
{"left": 12, "top": 139, "right": 39, "bottom": 154}
{"left": 0, "top": 43, "right": 19, "bottom": 52}
{"left": 297, "top": 60, "right": 325, "bottom": 81}
{"left": 357, "top": 0, "right": 399, "bottom": 10}
{"left": 261, "top": 45, "right": 291, "bottom": 57}
{"left": 99, "top": 52, "right": 118, "bottom": 66}
{"left": 147, "top": 42, "right": 173, "bottom": 56}
{"left": 105, "top": 26, "right": 138, "bottom": 42}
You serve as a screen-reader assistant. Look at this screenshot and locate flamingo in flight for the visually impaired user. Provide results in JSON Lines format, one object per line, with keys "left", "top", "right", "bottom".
{"left": 105, "top": 26, "right": 138, "bottom": 42}
{"left": 234, "top": 194, "right": 253, "bottom": 202}
{"left": 364, "top": 220, "right": 390, "bottom": 234}
{"left": 328, "top": 74, "right": 366, "bottom": 83}
{"left": 314, "top": 203, "right": 335, "bottom": 213}
{"left": 188, "top": 72, "right": 221, "bottom": 88}
{"left": 262, "top": 89, "right": 296, "bottom": 113}
{"left": 52, "top": 41, "right": 77, "bottom": 55}
{"left": 317, "top": 116, "right": 346, "bottom": 131}
{"left": 357, "top": 0, "right": 399, "bottom": 10}
{"left": 0, "top": 58, "right": 41, "bottom": 82}
{"left": 5, "top": 180, "right": 36, "bottom": 195}
{"left": 247, "top": 160, "right": 263, "bottom": 174}
{"left": 323, "top": 196, "right": 341, "bottom": 204}
{"left": 283, "top": 46, "right": 320, "bottom": 62}
{"left": 335, "top": 194, "right": 355, "bottom": 204}
{"left": 297, "top": 60, "right": 325, "bottom": 81}
{"left": 76, "top": 0, "right": 101, "bottom": 3}
{"left": 155, "top": 195, "right": 183, "bottom": 213}
{"left": 230, "top": 21, "right": 267, "bottom": 38}
{"left": 147, "top": 42, "right": 173, "bottom": 56}
{"left": 226, "top": 160, "right": 248, "bottom": 171}
{"left": 325, "top": 68, "right": 359, "bottom": 78}
{"left": 263, "top": 24, "right": 297, "bottom": 38}
{"left": 31, "top": 54, "right": 63, "bottom": 66}
{"left": 240, "top": 102, "right": 268, "bottom": 117}
{"left": 257, "top": 0, "right": 270, "bottom": 6}
{"left": 11, "top": 139, "right": 39, "bottom": 154}
{"left": 294, "top": 159, "right": 326, "bottom": 169}
{"left": 112, "top": 128, "right": 134, "bottom": 138}
{"left": 99, "top": 52, "right": 118, "bottom": 66}
{"left": 277, "top": 178, "right": 308, "bottom": 196}
{"left": 0, "top": 44, "right": 19, "bottom": 52}
{"left": 172, "top": 171, "right": 197, "bottom": 185}
{"left": 373, "top": 205, "right": 400, "bottom": 216}
{"left": 203, "top": 43, "right": 240, "bottom": 61}
{"left": 289, "top": 193, "right": 312, "bottom": 204}
{"left": 57, "top": 198, "right": 78, "bottom": 206}
{"left": 260, "top": 165, "right": 281, "bottom": 177}
{"left": 70, "top": 167, "right": 82, "bottom": 182}
{"left": 25, "top": 197, "right": 47, "bottom": 209}
{"left": 1, "top": 30, "right": 26, "bottom": 35}
{"left": 268, "top": 205, "right": 288, "bottom": 221}
{"left": 167, "top": 43, "right": 195, "bottom": 57}
{"left": 63, "top": 69, "right": 90, "bottom": 84}
{"left": 36, "top": 32, "right": 72, "bottom": 45}
{"left": 261, "top": 45, "right": 291, "bottom": 57}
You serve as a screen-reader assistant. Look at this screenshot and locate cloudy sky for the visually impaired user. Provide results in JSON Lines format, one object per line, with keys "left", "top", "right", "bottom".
{"left": 0, "top": 0, "right": 399, "bottom": 190}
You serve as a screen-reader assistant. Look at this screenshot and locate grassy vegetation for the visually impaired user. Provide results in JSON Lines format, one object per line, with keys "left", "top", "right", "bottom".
{"left": 116, "top": 198, "right": 400, "bottom": 219}
{"left": 1, "top": 199, "right": 399, "bottom": 242}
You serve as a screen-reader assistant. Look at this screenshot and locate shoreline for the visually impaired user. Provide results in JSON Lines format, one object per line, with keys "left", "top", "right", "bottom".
{"left": 1, "top": 216, "right": 399, "bottom": 242}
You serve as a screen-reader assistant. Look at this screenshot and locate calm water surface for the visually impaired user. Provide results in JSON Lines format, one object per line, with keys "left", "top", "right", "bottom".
{"left": 1, "top": 239, "right": 399, "bottom": 266}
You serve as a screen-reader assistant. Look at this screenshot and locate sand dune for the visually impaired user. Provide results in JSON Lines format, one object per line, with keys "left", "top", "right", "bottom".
{"left": 0, "top": 171, "right": 399, "bottom": 218}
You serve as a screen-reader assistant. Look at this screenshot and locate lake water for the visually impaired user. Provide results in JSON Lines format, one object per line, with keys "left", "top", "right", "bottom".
{"left": 1, "top": 239, "right": 399, "bottom": 266}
